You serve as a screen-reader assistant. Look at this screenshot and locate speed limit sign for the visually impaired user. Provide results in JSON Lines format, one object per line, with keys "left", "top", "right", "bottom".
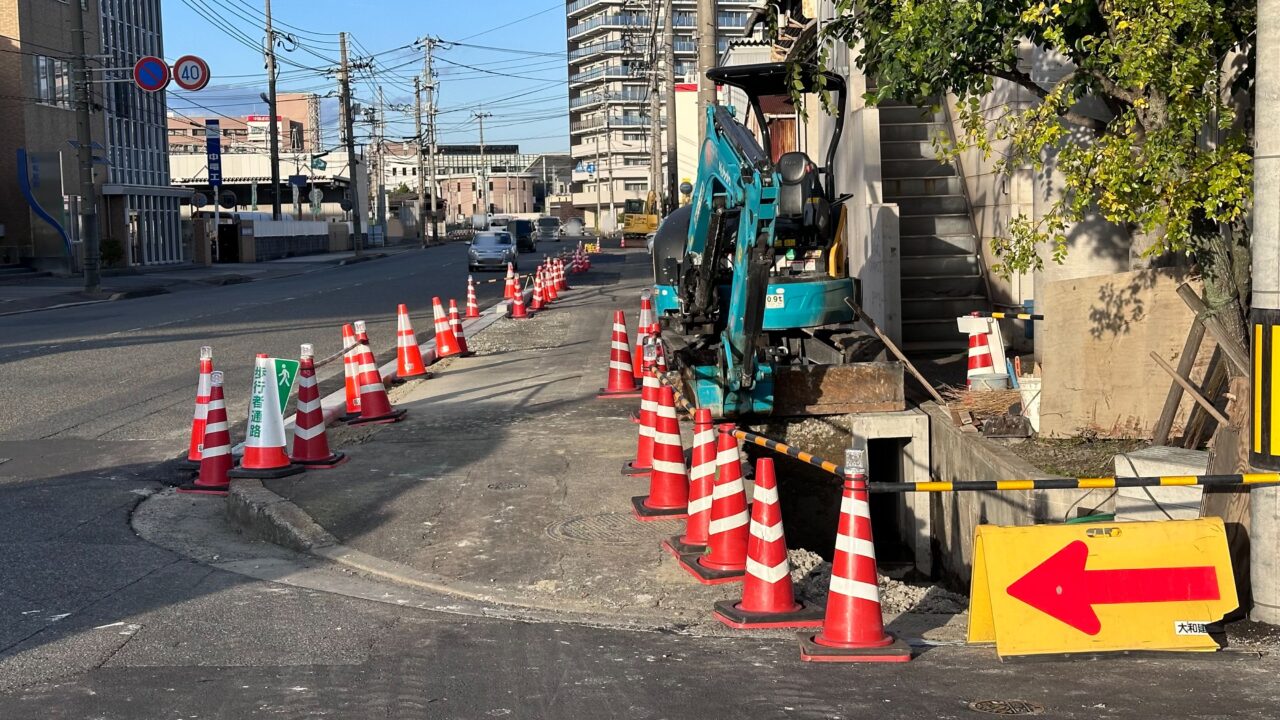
{"left": 172, "top": 55, "right": 210, "bottom": 92}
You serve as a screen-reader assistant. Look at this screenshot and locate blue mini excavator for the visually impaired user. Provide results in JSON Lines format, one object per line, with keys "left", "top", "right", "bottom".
{"left": 651, "top": 62, "right": 903, "bottom": 418}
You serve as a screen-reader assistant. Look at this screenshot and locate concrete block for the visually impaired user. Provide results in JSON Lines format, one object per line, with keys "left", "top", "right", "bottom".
{"left": 1113, "top": 446, "right": 1209, "bottom": 522}
{"left": 849, "top": 409, "right": 930, "bottom": 574}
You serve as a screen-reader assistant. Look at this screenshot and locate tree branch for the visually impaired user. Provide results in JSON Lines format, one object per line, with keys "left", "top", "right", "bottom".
{"left": 990, "top": 67, "right": 1108, "bottom": 133}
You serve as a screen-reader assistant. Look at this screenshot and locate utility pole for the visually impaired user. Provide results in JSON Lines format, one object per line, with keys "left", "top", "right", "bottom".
{"left": 424, "top": 37, "right": 440, "bottom": 245}
{"left": 594, "top": 131, "right": 602, "bottom": 235}
{"left": 71, "top": 0, "right": 99, "bottom": 292}
{"left": 376, "top": 86, "right": 387, "bottom": 232}
{"left": 414, "top": 76, "right": 426, "bottom": 247}
{"left": 1252, "top": 0, "right": 1280, "bottom": 625}
{"left": 339, "top": 32, "right": 363, "bottom": 255}
{"left": 264, "top": 0, "right": 282, "bottom": 221}
{"left": 474, "top": 110, "right": 492, "bottom": 215}
{"left": 648, "top": 0, "right": 662, "bottom": 215}
{"left": 663, "top": 0, "right": 679, "bottom": 214}
{"left": 696, "top": 0, "right": 717, "bottom": 149}
{"left": 604, "top": 95, "right": 617, "bottom": 235}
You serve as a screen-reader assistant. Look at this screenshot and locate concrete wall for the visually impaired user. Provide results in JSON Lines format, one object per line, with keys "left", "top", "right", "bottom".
{"left": 923, "top": 403, "right": 1111, "bottom": 585}
{"left": 244, "top": 219, "right": 330, "bottom": 261}
{"left": 1038, "top": 268, "right": 1215, "bottom": 438}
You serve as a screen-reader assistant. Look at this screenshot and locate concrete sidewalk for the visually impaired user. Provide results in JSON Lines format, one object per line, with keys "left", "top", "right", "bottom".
{"left": 0, "top": 245, "right": 420, "bottom": 317}
{"left": 225, "top": 248, "right": 968, "bottom": 642}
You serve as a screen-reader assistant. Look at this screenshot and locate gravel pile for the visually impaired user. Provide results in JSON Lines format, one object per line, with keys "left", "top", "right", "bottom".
{"left": 787, "top": 549, "right": 968, "bottom": 615}
{"left": 465, "top": 311, "right": 575, "bottom": 355}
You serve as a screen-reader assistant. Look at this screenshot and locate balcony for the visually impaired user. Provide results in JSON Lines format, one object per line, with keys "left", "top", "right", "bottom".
{"left": 567, "top": 0, "right": 621, "bottom": 18}
{"left": 568, "top": 64, "right": 647, "bottom": 86}
{"left": 568, "top": 13, "right": 650, "bottom": 41}
{"left": 570, "top": 115, "right": 652, "bottom": 134}
{"left": 569, "top": 89, "right": 650, "bottom": 110}
{"left": 569, "top": 39, "right": 627, "bottom": 62}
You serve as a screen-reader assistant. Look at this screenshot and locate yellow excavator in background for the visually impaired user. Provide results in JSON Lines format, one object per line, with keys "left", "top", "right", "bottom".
{"left": 622, "top": 191, "right": 659, "bottom": 242}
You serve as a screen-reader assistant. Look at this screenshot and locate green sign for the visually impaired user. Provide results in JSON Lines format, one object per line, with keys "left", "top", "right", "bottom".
{"left": 270, "top": 358, "right": 301, "bottom": 414}
{"left": 311, "top": 156, "right": 328, "bottom": 171}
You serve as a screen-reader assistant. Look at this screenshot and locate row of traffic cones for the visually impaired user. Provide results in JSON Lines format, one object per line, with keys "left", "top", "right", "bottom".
{"left": 602, "top": 287, "right": 911, "bottom": 662}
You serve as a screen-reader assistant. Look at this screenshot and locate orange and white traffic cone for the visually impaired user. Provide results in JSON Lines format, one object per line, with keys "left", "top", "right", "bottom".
{"left": 530, "top": 271, "right": 546, "bottom": 312}
{"left": 544, "top": 266, "right": 560, "bottom": 302}
{"left": 799, "top": 449, "right": 912, "bottom": 663}
{"left": 503, "top": 263, "right": 516, "bottom": 300}
{"left": 966, "top": 328, "right": 995, "bottom": 388}
{"left": 632, "top": 385, "right": 689, "bottom": 521}
{"left": 395, "top": 304, "right": 429, "bottom": 380}
{"left": 230, "top": 354, "right": 305, "bottom": 479}
{"left": 448, "top": 299, "right": 473, "bottom": 356}
{"left": 557, "top": 258, "right": 570, "bottom": 291}
{"left": 623, "top": 368, "right": 660, "bottom": 476}
{"left": 340, "top": 324, "right": 362, "bottom": 422}
{"left": 635, "top": 289, "right": 656, "bottom": 380}
{"left": 431, "top": 297, "right": 464, "bottom": 357}
{"left": 466, "top": 276, "right": 481, "bottom": 319}
{"left": 179, "top": 371, "right": 234, "bottom": 495}
{"left": 183, "top": 345, "right": 214, "bottom": 467}
{"left": 509, "top": 278, "right": 530, "bottom": 319}
{"left": 348, "top": 321, "right": 408, "bottom": 426}
{"left": 678, "top": 424, "right": 748, "bottom": 585}
{"left": 598, "top": 310, "right": 641, "bottom": 398}
{"left": 715, "top": 458, "right": 824, "bottom": 628}
{"left": 663, "top": 408, "right": 715, "bottom": 557}
{"left": 290, "top": 344, "right": 347, "bottom": 468}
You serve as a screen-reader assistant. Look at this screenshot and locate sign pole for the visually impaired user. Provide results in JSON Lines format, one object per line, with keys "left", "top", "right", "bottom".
{"left": 206, "top": 119, "right": 222, "bottom": 263}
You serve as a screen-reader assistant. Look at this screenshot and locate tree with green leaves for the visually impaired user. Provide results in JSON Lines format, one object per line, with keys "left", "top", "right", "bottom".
{"left": 822, "top": 0, "right": 1255, "bottom": 342}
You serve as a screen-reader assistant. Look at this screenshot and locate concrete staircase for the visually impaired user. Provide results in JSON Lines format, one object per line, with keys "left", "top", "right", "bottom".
{"left": 878, "top": 100, "right": 989, "bottom": 351}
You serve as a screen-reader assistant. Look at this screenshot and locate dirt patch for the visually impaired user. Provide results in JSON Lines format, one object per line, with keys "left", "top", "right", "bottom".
{"left": 1000, "top": 436, "right": 1148, "bottom": 478}
{"left": 465, "top": 312, "right": 575, "bottom": 355}
{"left": 789, "top": 549, "right": 967, "bottom": 614}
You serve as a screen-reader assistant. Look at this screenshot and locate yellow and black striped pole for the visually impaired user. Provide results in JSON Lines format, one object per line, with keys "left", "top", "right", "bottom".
{"left": 982, "top": 311, "right": 1044, "bottom": 321}
{"left": 1253, "top": 309, "right": 1280, "bottom": 470}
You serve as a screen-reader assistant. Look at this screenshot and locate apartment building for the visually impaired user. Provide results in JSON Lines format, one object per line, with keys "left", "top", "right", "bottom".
{"left": 565, "top": 0, "right": 752, "bottom": 231}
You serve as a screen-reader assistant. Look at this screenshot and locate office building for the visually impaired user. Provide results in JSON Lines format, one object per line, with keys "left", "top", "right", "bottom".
{"left": 565, "top": 0, "right": 753, "bottom": 230}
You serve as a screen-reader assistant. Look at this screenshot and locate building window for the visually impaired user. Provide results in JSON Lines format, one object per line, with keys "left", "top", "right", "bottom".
{"left": 32, "top": 56, "right": 72, "bottom": 108}
{"left": 624, "top": 181, "right": 648, "bottom": 191}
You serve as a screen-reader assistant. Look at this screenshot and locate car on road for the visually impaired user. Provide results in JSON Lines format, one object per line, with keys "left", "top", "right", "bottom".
{"left": 468, "top": 232, "right": 518, "bottom": 272}
{"left": 563, "top": 217, "right": 586, "bottom": 237}
{"left": 507, "top": 219, "right": 537, "bottom": 253}
{"left": 646, "top": 232, "right": 656, "bottom": 254}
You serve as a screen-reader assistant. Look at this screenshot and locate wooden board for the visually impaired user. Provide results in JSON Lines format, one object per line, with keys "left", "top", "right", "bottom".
{"left": 772, "top": 361, "right": 905, "bottom": 417}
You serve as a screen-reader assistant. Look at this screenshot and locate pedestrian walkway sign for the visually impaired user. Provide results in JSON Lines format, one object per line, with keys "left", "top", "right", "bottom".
{"left": 269, "top": 358, "right": 300, "bottom": 414}
{"left": 968, "top": 518, "right": 1237, "bottom": 658}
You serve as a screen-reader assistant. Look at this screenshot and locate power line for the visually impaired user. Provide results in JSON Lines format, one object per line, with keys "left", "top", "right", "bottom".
{"left": 456, "top": 2, "right": 562, "bottom": 41}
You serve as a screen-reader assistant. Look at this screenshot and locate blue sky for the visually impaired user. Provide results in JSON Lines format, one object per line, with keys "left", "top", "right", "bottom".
{"left": 162, "top": 0, "right": 569, "bottom": 153}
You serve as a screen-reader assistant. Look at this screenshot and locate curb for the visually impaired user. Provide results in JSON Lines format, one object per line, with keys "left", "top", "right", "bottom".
{"left": 227, "top": 479, "right": 338, "bottom": 551}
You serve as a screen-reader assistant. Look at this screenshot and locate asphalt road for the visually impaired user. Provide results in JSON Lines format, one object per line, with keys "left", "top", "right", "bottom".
{"left": 0, "top": 242, "right": 533, "bottom": 446}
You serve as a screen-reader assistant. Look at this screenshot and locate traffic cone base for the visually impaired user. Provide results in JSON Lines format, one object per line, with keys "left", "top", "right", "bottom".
{"left": 676, "top": 552, "right": 745, "bottom": 585}
{"left": 630, "top": 495, "right": 689, "bottom": 522}
{"left": 621, "top": 460, "right": 652, "bottom": 476}
{"left": 714, "top": 599, "right": 825, "bottom": 629}
{"left": 292, "top": 451, "right": 348, "bottom": 469}
{"left": 797, "top": 633, "right": 912, "bottom": 663}
{"left": 599, "top": 388, "right": 643, "bottom": 399}
{"left": 229, "top": 463, "right": 305, "bottom": 480}
{"left": 661, "top": 535, "right": 705, "bottom": 558}
{"left": 348, "top": 407, "right": 407, "bottom": 426}
{"left": 176, "top": 484, "right": 230, "bottom": 496}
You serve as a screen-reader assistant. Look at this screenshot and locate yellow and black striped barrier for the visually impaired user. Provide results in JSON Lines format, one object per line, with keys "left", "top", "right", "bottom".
{"left": 734, "top": 429, "right": 844, "bottom": 477}
{"left": 733, "top": 429, "right": 1280, "bottom": 494}
{"left": 869, "top": 473, "right": 1280, "bottom": 493}
{"left": 982, "top": 311, "right": 1044, "bottom": 321}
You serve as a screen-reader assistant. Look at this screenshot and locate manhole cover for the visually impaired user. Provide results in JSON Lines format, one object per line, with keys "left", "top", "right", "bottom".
{"left": 546, "top": 513, "right": 656, "bottom": 545}
{"left": 968, "top": 700, "right": 1045, "bottom": 716}
{"left": 487, "top": 482, "right": 527, "bottom": 490}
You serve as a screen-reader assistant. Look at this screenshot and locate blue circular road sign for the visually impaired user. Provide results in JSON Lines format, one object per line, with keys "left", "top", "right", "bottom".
{"left": 133, "top": 56, "right": 170, "bottom": 93}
